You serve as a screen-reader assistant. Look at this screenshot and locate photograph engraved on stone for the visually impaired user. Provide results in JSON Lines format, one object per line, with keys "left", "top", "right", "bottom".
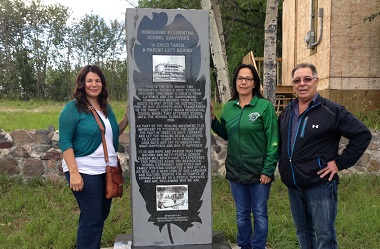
{"left": 156, "top": 185, "right": 189, "bottom": 211}
{"left": 153, "top": 55, "right": 186, "bottom": 83}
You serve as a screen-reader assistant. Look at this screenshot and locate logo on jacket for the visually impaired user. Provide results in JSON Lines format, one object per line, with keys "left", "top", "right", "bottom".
{"left": 312, "top": 124, "right": 319, "bottom": 128}
{"left": 249, "top": 112, "right": 260, "bottom": 123}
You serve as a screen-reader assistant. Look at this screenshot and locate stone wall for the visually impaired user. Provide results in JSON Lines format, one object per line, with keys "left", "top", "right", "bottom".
{"left": 0, "top": 128, "right": 379, "bottom": 182}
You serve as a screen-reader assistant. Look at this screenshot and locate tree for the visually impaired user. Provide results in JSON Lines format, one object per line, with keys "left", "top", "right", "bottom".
{"left": 45, "top": 65, "right": 71, "bottom": 101}
{"left": 201, "top": 0, "right": 231, "bottom": 103}
{"left": 105, "top": 19, "right": 127, "bottom": 95}
{"left": 16, "top": 48, "right": 37, "bottom": 100}
{"left": 0, "top": 0, "right": 128, "bottom": 101}
{"left": 26, "top": 0, "right": 70, "bottom": 99}
{"left": 102, "top": 60, "right": 129, "bottom": 101}
{"left": 0, "top": 0, "right": 29, "bottom": 98}
{"left": 263, "top": 0, "right": 279, "bottom": 104}
{"left": 221, "top": 1, "right": 267, "bottom": 73}
{"left": 70, "top": 15, "right": 125, "bottom": 66}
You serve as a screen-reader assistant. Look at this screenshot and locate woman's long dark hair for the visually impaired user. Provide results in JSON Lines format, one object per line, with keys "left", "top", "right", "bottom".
{"left": 230, "top": 64, "right": 263, "bottom": 100}
{"left": 73, "top": 65, "right": 109, "bottom": 117}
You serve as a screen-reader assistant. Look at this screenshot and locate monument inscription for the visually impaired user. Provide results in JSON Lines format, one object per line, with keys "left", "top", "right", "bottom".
{"left": 126, "top": 8, "right": 211, "bottom": 247}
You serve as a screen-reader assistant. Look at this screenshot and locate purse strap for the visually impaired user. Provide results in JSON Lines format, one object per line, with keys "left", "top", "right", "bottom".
{"left": 87, "top": 104, "right": 109, "bottom": 165}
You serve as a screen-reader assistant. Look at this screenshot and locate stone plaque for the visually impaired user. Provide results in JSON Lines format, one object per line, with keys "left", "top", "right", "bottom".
{"left": 126, "top": 8, "right": 212, "bottom": 247}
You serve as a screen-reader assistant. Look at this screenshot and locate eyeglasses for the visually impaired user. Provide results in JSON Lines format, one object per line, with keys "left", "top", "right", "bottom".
{"left": 292, "top": 77, "right": 316, "bottom": 84}
{"left": 237, "top": 76, "right": 254, "bottom": 83}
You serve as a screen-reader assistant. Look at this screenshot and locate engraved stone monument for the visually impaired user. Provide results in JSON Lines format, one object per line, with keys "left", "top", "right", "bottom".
{"left": 126, "top": 8, "right": 212, "bottom": 247}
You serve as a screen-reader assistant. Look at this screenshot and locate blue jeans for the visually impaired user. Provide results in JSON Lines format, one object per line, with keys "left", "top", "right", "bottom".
{"left": 288, "top": 181, "right": 338, "bottom": 249}
{"left": 65, "top": 172, "right": 112, "bottom": 249}
{"left": 229, "top": 181, "right": 271, "bottom": 249}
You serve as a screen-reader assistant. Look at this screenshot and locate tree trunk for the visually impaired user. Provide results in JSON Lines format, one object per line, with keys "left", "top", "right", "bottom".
{"left": 263, "top": 0, "right": 279, "bottom": 105}
{"left": 201, "top": 0, "right": 231, "bottom": 103}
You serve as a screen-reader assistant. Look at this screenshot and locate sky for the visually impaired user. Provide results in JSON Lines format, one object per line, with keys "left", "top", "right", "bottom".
{"left": 42, "top": 0, "right": 136, "bottom": 22}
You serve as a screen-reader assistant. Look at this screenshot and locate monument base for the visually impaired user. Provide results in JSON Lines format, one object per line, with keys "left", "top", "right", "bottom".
{"left": 113, "top": 231, "right": 232, "bottom": 249}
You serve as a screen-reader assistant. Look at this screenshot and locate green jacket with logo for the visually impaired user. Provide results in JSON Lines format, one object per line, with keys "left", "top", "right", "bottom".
{"left": 212, "top": 96, "right": 279, "bottom": 183}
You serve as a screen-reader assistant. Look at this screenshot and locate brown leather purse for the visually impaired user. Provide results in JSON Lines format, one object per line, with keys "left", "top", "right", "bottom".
{"left": 88, "top": 104, "right": 124, "bottom": 199}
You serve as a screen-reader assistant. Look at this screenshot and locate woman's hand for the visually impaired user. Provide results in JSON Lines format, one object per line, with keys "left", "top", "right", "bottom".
{"left": 260, "top": 174, "right": 272, "bottom": 184}
{"left": 70, "top": 172, "right": 84, "bottom": 191}
{"left": 124, "top": 105, "right": 129, "bottom": 119}
{"left": 210, "top": 103, "right": 215, "bottom": 121}
{"left": 119, "top": 105, "right": 129, "bottom": 135}
{"left": 63, "top": 148, "right": 83, "bottom": 191}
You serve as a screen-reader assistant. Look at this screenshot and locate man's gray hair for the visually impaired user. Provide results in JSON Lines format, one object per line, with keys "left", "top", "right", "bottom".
{"left": 291, "top": 63, "right": 318, "bottom": 78}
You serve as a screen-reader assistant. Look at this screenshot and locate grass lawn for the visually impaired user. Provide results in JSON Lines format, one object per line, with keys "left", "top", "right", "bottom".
{"left": 1, "top": 175, "right": 380, "bottom": 248}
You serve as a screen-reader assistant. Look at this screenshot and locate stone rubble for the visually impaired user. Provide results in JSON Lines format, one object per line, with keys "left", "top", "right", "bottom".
{"left": 0, "top": 128, "right": 379, "bottom": 181}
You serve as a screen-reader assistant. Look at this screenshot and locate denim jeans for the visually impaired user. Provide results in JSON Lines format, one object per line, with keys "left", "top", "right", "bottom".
{"left": 65, "top": 172, "right": 112, "bottom": 249}
{"left": 229, "top": 181, "right": 271, "bottom": 249}
{"left": 288, "top": 181, "right": 338, "bottom": 249}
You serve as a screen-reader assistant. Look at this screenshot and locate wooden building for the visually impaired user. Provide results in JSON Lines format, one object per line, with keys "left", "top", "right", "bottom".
{"left": 282, "top": 0, "right": 380, "bottom": 113}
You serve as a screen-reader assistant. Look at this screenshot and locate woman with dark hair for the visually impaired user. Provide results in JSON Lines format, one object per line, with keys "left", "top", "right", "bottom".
{"left": 211, "top": 64, "right": 278, "bottom": 249}
{"left": 58, "top": 65, "right": 128, "bottom": 248}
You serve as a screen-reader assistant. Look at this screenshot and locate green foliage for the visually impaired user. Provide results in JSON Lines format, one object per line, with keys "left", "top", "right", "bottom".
{"left": 137, "top": 0, "right": 200, "bottom": 9}
{"left": 222, "top": 0, "right": 267, "bottom": 73}
{"left": 70, "top": 14, "right": 125, "bottom": 66}
{"left": 1, "top": 175, "right": 380, "bottom": 248}
{"left": 0, "top": 0, "right": 28, "bottom": 99}
{"left": 25, "top": 0, "right": 71, "bottom": 99}
{"left": 356, "top": 109, "right": 380, "bottom": 131}
{"left": 0, "top": 0, "right": 128, "bottom": 102}
{"left": 16, "top": 48, "right": 37, "bottom": 100}
{"left": 102, "top": 60, "right": 129, "bottom": 102}
{"left": 45, "top": 66, "right": 75, "bottom": 101}
{"left": 212, "top": 101, "right": 223, "bottom": 120}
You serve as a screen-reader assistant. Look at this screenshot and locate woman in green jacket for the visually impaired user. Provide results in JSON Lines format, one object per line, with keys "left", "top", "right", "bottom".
{"left": 211, "top": 64, "right": 278, "bottom": 249}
